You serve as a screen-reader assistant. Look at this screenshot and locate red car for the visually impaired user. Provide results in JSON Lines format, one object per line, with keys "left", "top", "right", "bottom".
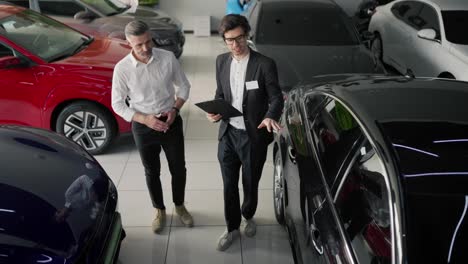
{"left": 0, "top": 5, "right": 131, "bottom": 154}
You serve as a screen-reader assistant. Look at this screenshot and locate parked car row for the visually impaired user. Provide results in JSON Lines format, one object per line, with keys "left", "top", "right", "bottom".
{"left": 6, "top": 0, "right": 185, "bottom": 57}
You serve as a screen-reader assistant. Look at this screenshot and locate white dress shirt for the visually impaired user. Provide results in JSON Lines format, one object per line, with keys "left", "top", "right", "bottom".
{"left": 112, "top": 48, "right": 191, "bottom": 122}
{"left": 229, "top": 53, "right": 250, "bottom": 130}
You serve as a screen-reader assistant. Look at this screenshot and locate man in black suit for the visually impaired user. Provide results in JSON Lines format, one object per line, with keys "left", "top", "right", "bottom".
{"left": 206, "top": 14, "right": 283, "bottom": 251}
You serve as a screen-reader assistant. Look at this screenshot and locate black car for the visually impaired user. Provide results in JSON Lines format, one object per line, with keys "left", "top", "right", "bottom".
{"left": 7, "top": 0, "right": 185, "bottom": 57}
{"left": 244, "top": 0, "right": 385, "bottom": 91}
{"left": 0, "top": 126, "right": 124, "bottom": 263}
{"left": 273, "top": 75, "right": 468, "bottom": 263}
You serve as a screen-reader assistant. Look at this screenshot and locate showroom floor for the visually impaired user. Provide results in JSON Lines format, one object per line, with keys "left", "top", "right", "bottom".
{"left": 94, "top": 34, "right": 294, "bottom": 264}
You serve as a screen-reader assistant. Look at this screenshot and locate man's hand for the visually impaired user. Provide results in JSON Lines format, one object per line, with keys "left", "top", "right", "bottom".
{"left": 206, "top": 113, "right": 222, "bottom": 123}
{"left": 257, "top": 118, "right": 282, "bottom": 133}
{"left": 144, "top": 114, "right": 169, "bottom": 132}
{"left": 163, "top": 108, "right": 178, "bottom": 127}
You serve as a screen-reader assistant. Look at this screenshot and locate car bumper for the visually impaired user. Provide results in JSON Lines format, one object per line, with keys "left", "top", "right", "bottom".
{"left": 101, "top": 212, "right": 124, "bottom": 264}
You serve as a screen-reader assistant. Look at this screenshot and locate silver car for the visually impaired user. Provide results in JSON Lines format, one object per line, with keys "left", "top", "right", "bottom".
{"left": 369, "top": 0, "right": 468, "bottom": 80}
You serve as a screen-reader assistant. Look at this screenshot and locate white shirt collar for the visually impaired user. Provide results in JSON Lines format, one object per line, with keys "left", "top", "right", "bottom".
{"left": 232, "top": 51, "right": 250, "bottom": 64}
{"left": 130, "top": 49, "right": 155, "bottom": 67}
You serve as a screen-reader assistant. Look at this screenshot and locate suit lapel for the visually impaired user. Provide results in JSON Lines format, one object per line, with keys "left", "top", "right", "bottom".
{"left": 244, "top": 50, "right": 258, "bottom": 101}
{"left": 223, "top": 54, "right": 233, "bottom": 103}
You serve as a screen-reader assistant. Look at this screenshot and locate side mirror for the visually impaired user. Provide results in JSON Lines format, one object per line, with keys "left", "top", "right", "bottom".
{"left": 417, "top": 28, "right": 437, "bottom": 41}
{"left": 74, "top": 10, "right": 96, "bottom": 21}
{"left": 0, "top": 56, "right": 22, "bottom": 69}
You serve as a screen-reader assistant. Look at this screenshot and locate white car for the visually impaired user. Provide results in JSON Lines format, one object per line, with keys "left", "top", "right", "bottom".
{"left": 369, "top": 0, "right": 468, "bottom": 80}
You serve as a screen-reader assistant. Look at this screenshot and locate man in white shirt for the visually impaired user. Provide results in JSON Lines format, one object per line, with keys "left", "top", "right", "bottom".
{"left": 112, "top": 20, "right": 193, "bottom": 234}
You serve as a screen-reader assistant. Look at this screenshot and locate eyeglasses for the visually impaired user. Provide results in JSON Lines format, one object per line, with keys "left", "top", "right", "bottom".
{"left": 224, "top": 34, "right": 247, "bottom": 45}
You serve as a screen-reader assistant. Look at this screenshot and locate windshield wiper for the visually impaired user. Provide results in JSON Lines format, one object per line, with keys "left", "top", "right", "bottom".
{"left": 49, "top": 37, "right": 94, "bottom": 62}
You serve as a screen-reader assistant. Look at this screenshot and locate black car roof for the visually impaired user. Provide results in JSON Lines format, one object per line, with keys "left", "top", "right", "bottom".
{"left": 303, "top": 75, "right": 468, "bottom": 125}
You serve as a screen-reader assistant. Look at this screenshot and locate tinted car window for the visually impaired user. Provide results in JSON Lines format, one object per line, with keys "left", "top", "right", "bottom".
{"left": 38, "top": 0, "right": 85, "bottom": 17}
{"left": 442, "top": 11, "right": 468, "bottom": 45}
{"left": 311, "top": 99, "right": 363, "bottom": 186}
{"left": 81, "top": 0, "right": 129, "bottom": 16}
{"left": 418, "top": 4, "right": 439, "bottom": 33}
{"left": 381, "top": 121, "right": 468, "bottom": 262}
{"left": 391, "top": 1, "right": 423, "bottom": 29}
{"left": 335, "top": 141, "right": 391, "bottom": 264}
{"left": 0, "top": 42, "right": 14, "bottom": 58}
{"left": 256, "top": 2, "right": 359, "bottom": 46}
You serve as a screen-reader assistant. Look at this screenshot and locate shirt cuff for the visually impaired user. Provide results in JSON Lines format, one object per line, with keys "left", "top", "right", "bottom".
{"left": 122, "top": 109, "right": 137, "bottom": 122}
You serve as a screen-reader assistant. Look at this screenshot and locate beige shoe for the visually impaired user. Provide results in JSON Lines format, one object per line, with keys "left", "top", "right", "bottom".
{"left": 216, "top": 229, "right": 239, "bottom": 251}
{"left": 175, "top": 204, "right": 194, "bottom": 227}
{"left": 244, "top": 218, "right": 256, "bottom": 237}
{"left": 152, "top": 209, "right": 166, "bottom": 234}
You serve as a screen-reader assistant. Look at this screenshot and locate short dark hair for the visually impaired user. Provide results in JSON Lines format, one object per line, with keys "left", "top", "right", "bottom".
{"left": 218, "top": 14, "right": 251, "bottom": 38}
{"left": 125, "top": 20, "right": 149, "bottom": 39}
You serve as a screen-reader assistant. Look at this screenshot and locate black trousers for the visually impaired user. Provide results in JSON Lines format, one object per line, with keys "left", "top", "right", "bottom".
{"left": 132, "top": 115, "right": 186, "bottom": 210}
{"left": 218, "top": 125, "right": 268, "bottom": 232}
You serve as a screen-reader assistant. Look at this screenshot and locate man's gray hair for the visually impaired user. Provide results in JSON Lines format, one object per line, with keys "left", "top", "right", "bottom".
{"left": 125, "top": 20, "right": 149, "bottom": 39}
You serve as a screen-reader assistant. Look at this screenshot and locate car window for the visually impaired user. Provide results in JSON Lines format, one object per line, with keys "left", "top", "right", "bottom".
{"left": 256, "top": 2, "right": 359, "bottom": 46}
{"left": 417, "top": 4, "right": 439, "bottom": 34}
{"left": 442, "top": 11, "right": 468, "bottom": 45}
{"left": 0, "top": 42, "right": 14, "bottom": 58}
{"left": 81, "top": 0, "right": 129, "bottom": 16}
{"left": 391, "top": 1, "right": 423, "bottom": 29}
{"left": 0, "top": 9, "right": 89, "bottom": 62}
{"left": 334, "top": 140, "right": 392, "bottom": 264}
{"left": 38, "top": 0, "right": 86, "bottom": 17}
{"left": 310, "top": 98, "right": 363, "bottom": 187}
{"left": 5, "top": 0, "right": 30, "bottom": 8}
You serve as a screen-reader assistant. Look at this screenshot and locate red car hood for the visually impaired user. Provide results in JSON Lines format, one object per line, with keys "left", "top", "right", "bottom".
{"left": 58, "top": 36, "right": 130, "bottom": 69}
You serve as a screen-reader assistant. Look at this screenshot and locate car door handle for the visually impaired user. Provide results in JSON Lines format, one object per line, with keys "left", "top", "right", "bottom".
{"left": 288, "top": 146, "right": 296, "bottom": 164}
{"left": 310, "top": 223, "right": 324, "bottom": 255}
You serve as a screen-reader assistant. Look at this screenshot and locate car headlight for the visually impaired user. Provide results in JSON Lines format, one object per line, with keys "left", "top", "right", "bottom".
{"left": 154, "top": 38, "right": 173, "bottom": 46}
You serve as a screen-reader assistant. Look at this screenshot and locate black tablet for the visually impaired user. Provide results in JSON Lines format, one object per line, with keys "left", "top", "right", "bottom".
{"left": 195, "top": 99, "right": 243, "bottom": 118}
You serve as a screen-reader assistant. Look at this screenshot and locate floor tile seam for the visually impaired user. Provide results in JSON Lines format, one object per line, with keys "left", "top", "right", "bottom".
{"left": 115, "top": 155, "right": 131, "bottom": 188}
{"left": 164, "top": 207, "right": 174, "bottom": 264}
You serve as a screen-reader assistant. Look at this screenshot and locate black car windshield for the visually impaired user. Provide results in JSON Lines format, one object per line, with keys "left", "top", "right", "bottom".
{"left": 381, "top": 121, "right": 468, "bottom": 262}
{"left": 442, "top": 11, "right": 468, "bottom": 45}
{"left": 0, "top": 9, "right": 90, "bottom": 62}
{"left": 256, "top": 2, "right": 359, "bottom": 46}
{"left": 81, "top": 0, "right": 129, "bottom": 16}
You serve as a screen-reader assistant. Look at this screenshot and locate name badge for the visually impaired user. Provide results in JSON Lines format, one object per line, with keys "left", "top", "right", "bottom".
{"left": 246, "top": 80, "right": 259, "bottom": 90}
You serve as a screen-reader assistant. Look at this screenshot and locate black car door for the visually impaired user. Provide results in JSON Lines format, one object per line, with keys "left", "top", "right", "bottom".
{"left": 282, "top": 90, "right": 327, "bottom": 264}
{"left": 306, "top": 96, "right": 365, "bottom": 263}
{"left": 332, "top": 138, "right": 393, "bottom": 264}
{"left": 308, "top": 96, "right": 395, "bottom": 263}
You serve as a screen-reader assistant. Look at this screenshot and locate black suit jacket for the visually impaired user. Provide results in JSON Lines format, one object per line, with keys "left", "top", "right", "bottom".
{"left": 215, "top": 50, "right": 283, "bottom": 145}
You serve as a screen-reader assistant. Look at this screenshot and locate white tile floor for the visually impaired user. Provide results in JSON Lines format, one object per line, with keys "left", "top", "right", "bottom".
{"left": 96, "top": 34, "right": 294, "bottom": 264}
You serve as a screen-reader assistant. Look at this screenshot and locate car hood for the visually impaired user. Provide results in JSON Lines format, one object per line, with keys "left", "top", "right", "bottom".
{"left": 450, "top": 44, "right": 468, "bottom": 65}
{"left": 0, "top": 126, "right": 110, "bottom": 263}
{"left": 123, "top": 6, "right": 182, "bottom": 29}
{"left": 92, "top": 6, "right": 180, "bottom": 33}
{"left": 55, "top": 36, "right": 130, "bottom": 73}
{"left": 255, "top": 44, "right": 382, "bottom": 89}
